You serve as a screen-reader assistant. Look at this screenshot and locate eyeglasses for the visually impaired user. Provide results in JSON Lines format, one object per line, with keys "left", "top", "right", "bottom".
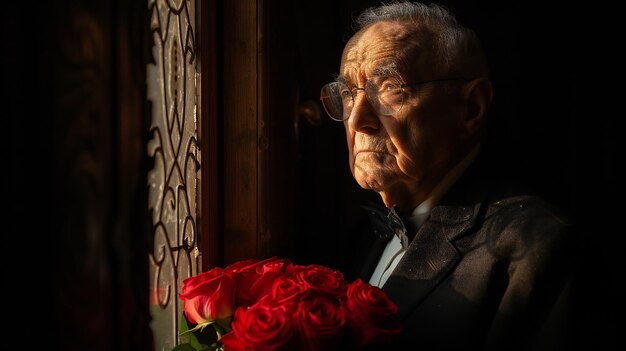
{"left": 320, "top": 77, "right": 467, "bottom": 121}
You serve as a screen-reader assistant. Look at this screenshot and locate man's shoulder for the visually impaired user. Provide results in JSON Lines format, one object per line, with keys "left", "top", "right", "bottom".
{"left": 485, "top": 194, "right": 570, "bottom": 226}
{"left": 476, "top": 193, "right": 576, "bottom": 260}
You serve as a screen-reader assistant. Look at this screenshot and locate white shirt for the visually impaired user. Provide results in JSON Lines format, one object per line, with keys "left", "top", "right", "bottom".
{"left": 368, "top": 146, "right": 480, "bottom": 288}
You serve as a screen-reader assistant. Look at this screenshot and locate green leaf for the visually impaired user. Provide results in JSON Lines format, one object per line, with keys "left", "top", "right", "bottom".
{"left": 179, "top": 312, "right": 192, "bottom": 334}
{"left": 179, "top": 313, "right": 206, "bottom": 350}
{"left": 172, "top": 344, "right": 198, "bottom": 351}
{"left": 178, "top": 313, "right": 219, "bottom": 350}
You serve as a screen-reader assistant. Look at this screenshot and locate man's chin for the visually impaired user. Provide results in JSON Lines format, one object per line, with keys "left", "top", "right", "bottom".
{"left": 352, "top": 162, "right": 397, "bottom": 191}
{"left": 355, "top": 175, "right": 386, "bottom": 192}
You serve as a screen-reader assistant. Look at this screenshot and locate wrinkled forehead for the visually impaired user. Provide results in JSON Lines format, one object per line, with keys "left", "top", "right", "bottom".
{"left": 340, "top": 21, "right": 430, "bottom": 84}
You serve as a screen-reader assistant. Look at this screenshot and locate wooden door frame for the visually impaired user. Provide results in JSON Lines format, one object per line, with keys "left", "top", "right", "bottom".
{"left": 199, "top": 0, "right": 296, "bottom": 269}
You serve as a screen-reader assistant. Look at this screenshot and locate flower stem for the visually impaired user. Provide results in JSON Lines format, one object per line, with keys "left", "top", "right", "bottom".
{"left": 213, "top": 323, "right": 226, "bottom": 340}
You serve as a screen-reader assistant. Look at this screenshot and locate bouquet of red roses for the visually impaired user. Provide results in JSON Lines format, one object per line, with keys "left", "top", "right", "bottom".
{"left": 174, "top": 257, "right": 403, "bottom": 351}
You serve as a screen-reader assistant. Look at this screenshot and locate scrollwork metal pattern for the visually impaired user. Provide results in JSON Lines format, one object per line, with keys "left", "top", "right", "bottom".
{"left": 146, "top": 0, "right": 199, "bottom": 348}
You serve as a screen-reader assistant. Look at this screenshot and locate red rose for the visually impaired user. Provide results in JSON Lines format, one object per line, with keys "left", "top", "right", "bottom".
{"left": 179, "top": 267, "right": 236, "bottom": 325}
{"left": 178, "top": 258, "right": 403, "bottom": 351}
{"left": 260, "top": 258, "right": 293, "bottom": 275}
{"left": 230, "top": 301, "right": 295, "bottom": 351}
{"left": 226, "top": 257, "right": 291, "bottom": 307}
{"left": 270, "top": 276, "right": 309, "bottom": 309}
{"left": 295, "top": 297, "right": 346, "bottom": 351}
{"left": 218, "top": 331, "right": 246, "bottom": 351}
{"left": 344, "top": 279, "right": 403, "bottom": 346}
{"left": 293, "top": 264, "right": 347, "bottom": 297}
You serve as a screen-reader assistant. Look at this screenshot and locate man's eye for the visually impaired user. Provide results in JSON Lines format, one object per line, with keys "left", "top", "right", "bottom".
{"left": 382, "top": 81, "right": 398, "bottom": 91}
{"left": 339, "top": 88, "right": 352, "bottom": 99}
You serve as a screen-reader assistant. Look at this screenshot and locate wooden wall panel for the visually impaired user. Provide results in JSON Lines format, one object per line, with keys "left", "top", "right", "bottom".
{"left": 222, "top": 1, "right": 258, "bottom": 263}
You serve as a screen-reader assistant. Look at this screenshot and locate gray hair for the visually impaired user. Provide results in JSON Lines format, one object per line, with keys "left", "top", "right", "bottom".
{"left": 355, "top": 1, "right": 489, "bottom": 78}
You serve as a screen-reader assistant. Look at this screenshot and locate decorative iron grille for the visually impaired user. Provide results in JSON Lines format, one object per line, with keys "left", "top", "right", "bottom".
{"left": 146, "top": 0, "right": 199, "bottom": 348}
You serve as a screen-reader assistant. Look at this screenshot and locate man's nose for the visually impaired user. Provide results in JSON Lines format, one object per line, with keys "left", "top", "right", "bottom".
{"left": 347, "top": 90, "right": 380, "bottom": 133}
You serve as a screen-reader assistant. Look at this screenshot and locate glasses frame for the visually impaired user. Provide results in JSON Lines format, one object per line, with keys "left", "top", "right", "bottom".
{"left": 320, "top": 77, "right": 468, "bottom": 121}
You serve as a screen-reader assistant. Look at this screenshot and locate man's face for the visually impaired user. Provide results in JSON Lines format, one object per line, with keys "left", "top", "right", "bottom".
{"left": 340, "top": 21, "right": 467, "bottom": 209}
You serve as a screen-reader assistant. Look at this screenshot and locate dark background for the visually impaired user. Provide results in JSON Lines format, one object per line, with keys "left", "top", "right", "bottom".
{"left": 4, "top": 0, "right": 620, "bottom": 349}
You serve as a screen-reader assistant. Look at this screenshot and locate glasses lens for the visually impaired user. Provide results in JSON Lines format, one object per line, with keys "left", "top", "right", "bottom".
{"left": 321, "top": 78, "right": 405, "bottom": 121}
{"left": 321, "top": 82, "right": 351, "bottom": 121}
{"left": 366, "top": 77, "right": 404, "bottom": 116}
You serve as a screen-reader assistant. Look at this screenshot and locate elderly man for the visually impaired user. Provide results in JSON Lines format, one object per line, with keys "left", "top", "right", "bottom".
{"left": 321, "top": 2, "right": 578, "bottom": 350}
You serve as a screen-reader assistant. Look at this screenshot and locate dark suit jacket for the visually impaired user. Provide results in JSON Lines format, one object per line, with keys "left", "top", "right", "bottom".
{"left": 339, "top": 152, "right": 581, "bottom": 351}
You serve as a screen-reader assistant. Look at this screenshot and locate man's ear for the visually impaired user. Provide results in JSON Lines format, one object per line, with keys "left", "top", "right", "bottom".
{"left": 462, "top": 77, "right": 493, "bottom": 135}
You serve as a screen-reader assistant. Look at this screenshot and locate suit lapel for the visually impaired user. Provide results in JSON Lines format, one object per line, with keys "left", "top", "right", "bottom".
{"left": 382, "top": 203, "right": 481, "bottom": 318}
